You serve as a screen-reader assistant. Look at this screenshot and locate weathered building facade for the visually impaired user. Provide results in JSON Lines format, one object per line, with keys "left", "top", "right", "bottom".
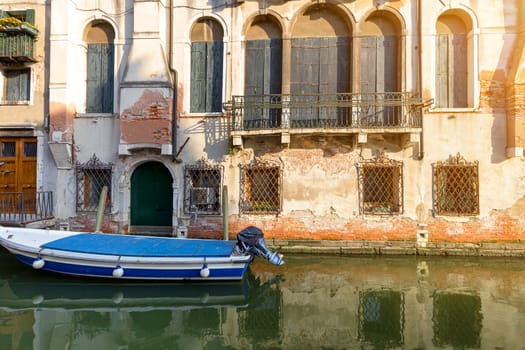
{"left": 36, "top": 0, "right": 525, "bottom": 242}
{"left": 0, "top": 1, "right": 52, "bottom": 225}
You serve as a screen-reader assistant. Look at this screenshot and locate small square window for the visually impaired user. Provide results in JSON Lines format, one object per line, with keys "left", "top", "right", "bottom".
{"left": 23, "top": 141, "right": 37, "bottom": 157}
{"left": 184, "top": 161, "right": 222, "bottom": 215}
{"left": 3, "top": 69, "right": 30, "bottom": 103}
{"left": 75, "top": 155, "right": 112, "bottom": 212}
{"left": 434, "top": 154, "right": 479, "bottom": 216}
{"left": 358, "top": 155, "right": 403, "bottom": 215}
{"left": 1, "top": 141, "right": 16, "bottom": 157}
{"left": 240, "top": 161, "right": 282, "bottom": 215}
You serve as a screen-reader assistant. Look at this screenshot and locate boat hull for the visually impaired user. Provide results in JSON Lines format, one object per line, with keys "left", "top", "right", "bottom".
{"left": 0, "top": 227, "right": 252, "bottom": 281}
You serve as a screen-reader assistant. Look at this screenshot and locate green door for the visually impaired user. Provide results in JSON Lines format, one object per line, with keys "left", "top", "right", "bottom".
{"left": 130, "top": 162, "right": 173, "bottom": 226}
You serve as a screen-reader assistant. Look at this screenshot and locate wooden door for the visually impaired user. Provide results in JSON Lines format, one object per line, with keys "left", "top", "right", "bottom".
{"left": 0, "top": 138, "right": 37, "bottom": 213}
{"left": 130, "top": 162, "right": 173, "bottom": 226}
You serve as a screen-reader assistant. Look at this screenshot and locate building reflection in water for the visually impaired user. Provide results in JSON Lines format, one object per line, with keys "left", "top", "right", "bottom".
{"left": 359, "top": 290, "right": 404, "bottom": 348}
{"left": 1, "top": 253, "right": 525, "bottom": 349}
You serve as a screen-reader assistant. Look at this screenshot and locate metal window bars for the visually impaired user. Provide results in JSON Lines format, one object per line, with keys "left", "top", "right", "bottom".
{"left": 75, "top": 154, "right": 112, "bottom": 212}
{"left": 434, "top": 153, "right": 479, "bottom": 216}
{"left": 240, "top": 158, "right": 282, "bottom": 215}
{"left": 357, "top": 153, "right": 404, "bottom": 215}
{"left": 183, "top": 159, "right": 223, "bottom": 215}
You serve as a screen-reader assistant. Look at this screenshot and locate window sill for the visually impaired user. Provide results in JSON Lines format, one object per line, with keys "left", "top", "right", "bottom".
{"left": 180, "top": 112, "right": 225, "bottom": 118}
{"left": 0, "top": 100, "right": 30, "bottom": 105}
{"left": 428, "top": 107, "right": 481, "bottom": 113}
{"left": 76, "top": 113, "right": 117, "bottom": 118}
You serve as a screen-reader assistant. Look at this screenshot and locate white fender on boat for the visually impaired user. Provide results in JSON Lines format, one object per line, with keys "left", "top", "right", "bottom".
{"left": 32, "top": 294, "right": 44, "bottom": 305}
{"left": 32, "top": 258, "right": 45, "bottom": 269}
{"left": 112, "top": 292, "right": 124, "bottom": 304}
{"left": 200, "top": 264, "right": 210, "bottom": 278}
{"left": 112, "top": 266, "right": 124, "bottom": 278}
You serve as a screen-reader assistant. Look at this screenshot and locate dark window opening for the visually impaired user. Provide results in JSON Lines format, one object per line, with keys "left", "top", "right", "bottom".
{"left": 183, "top": 160, "right": 222, "bottom": 215}
{"left": 434, "top": 153, "right": 479, "bottom": 216}
{"left": 358, "top": 155, "right": 403, "bottom": 215}
{"left": 240, "top": 161, "right": 281, "bottom": 215}
{"left": 75, "top": 154, "right": 112, "bottom": 212}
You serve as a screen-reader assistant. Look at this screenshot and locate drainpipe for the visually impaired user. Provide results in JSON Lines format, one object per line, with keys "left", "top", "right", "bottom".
{"left": 417, "top": 0, "right": 424, "bottom": 160}
{"left": 168, "top": 0, "right": 180, "bottom": 163}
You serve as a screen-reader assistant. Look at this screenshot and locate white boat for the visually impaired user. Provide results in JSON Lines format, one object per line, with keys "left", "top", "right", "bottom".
{"left": 0, "top": 225, "right": 284, "bottom": 281}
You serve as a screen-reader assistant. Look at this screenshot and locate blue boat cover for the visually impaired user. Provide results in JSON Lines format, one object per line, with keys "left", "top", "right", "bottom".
{"left": 41, "top": 233, "right": 237, "bottom": 258}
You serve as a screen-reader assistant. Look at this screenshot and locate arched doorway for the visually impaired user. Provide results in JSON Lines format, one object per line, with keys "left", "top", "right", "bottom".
{"left": 130, "top": 162, "right": 173, "bottom": 232}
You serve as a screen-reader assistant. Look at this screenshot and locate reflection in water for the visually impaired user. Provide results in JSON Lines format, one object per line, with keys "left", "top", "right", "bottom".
{"left": 1, "top": 250, "right": 525, "bottom": 349}
{"left": 359, "top": 290, "right": 404, "bottom": 348}
{"left": 433, "top": 292, "right": 482, "bottom": 348}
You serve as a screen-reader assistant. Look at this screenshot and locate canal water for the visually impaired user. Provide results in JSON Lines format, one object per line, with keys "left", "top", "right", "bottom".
{"left": 1, "top": 249, "right": 524, "bottom": 350}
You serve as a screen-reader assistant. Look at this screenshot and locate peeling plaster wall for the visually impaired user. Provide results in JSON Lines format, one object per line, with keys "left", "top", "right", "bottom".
{"left": 47, "top": 0, "right": 525, "bottom": 243}
{"left": 174, "top": 0, "right": 525, "bottom": 243}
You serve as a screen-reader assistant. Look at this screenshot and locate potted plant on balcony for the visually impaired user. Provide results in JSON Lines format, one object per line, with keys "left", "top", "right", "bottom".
{"left": 0, "top": 16, "right": 38, "bottom": 37}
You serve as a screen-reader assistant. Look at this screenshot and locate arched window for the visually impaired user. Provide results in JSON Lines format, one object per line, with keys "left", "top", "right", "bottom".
{"left": 85, "top": 21, "right": 115, "bottom": 113}
{"left": 360, "top": 11, "right": 402, "bottom": 126}
{"left": 190, "top": 18, "right": 223, "bottom": 113}
{"left": 290, "top": 6, "right": 351, "bottom": 127}
{"left": 360, "top": 11, "right": 401, "bottom": 94}
{"left": 244, "top": 16, "right": 282, "bottom": 128}
{"left": 435, "top": 12, "right": 471, "bottom": 108}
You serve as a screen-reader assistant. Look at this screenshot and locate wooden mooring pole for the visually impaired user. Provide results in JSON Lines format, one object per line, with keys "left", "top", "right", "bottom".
{"left": 222, "top": 185, "right": 228, "bottom": 240}
{"left": 95, "top": 186, "right": 108, "bottom": 233}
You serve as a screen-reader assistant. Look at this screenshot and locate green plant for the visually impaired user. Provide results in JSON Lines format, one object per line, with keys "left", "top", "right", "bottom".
{"left": 0, "top": 17, "right": 38, "bottom": 32}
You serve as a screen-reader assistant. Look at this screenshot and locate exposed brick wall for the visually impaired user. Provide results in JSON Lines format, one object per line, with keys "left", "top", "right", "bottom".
{"left": 506, "top": 82, "right": 525, "bottom": 148}
{"left": 184, "top": 210, "right": 525, "bottom": 243}
{"left": 480, "top": 79, "right": 506, "bottom": 110}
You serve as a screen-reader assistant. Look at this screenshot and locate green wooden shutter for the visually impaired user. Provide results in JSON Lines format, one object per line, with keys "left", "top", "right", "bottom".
{"left": 244, "top": 40, "right": 265, "bottom": 126}
{"left": 5, "top": 69, "right": 30, "bottom": 101}
{"left": 436, "top": 34, "right": 468, "bottom": 108}
{"left": 291, "top": 38, "right": 320, "bottom": 124}
{"left": 86, "top": 44, "right": 114, "bottom": 113}
{"left": 360, "top": 36, "right": 376, "bottom": 94}
{"left": 435, "top": 34, "right": 449, "bottom": 108}
{"left": 361, "top": 36, "right": 398, "bottom": 93}
{"left": 190, "top": 42, "right": 206, "bottom": 112}
{"left": 191, "top": 41, "right": 223, "bottom": 113}
{"left": 209, "top": 41, "right": 223, "bottom": 112}
{"left": 102, "top": 44, "right": 114, "bottom": 112}
{"left": 244, "top": 39, "right": 282, "bottom": 128}
{"left": 452, "top": 34, "right": 467, "bottom": 107}
{"left": 25, "top": 9, "right": 35, "bottom": 25}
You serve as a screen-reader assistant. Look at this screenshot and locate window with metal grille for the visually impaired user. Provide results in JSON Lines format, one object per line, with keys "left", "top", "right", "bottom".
{"left": 76, "top": 154, "right": 112, "bottom": 212}
{"left": 434, "top": 153, "right": 479, "bottom": 216}
{"left": 184, "top": 160, "right": 222, "bottom": 214}
{"left": 358, "top": 154, "right": 403, "bottom": 215}
{"left": 240, "top": 160, "right": 282, "bottom": 215}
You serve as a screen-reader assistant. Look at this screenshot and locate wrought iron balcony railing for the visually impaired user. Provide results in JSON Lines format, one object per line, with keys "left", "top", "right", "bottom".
{"left": 0, "top": 191, "right": 54, "bottom": 225}
{"left": 231, "top": 92, "right": 423, "bottom": 132}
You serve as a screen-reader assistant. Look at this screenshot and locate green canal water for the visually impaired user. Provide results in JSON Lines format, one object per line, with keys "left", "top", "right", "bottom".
{"left": 1, "top": 248, "right": 524, "bottom": 349}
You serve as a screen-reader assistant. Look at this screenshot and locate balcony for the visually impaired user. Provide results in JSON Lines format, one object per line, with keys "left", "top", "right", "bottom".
{"left": 0, "top": 191, "right": 54, "bottom": 226}
{"left": 231, "top": 92, "right": 425, "bottom": 146}
{"left": 0, "top": 26, "right": 38, "bottom": 63}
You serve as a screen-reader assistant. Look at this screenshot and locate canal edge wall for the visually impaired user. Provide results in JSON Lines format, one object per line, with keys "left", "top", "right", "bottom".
{"left": 269, "top": 240, "right": 525, "bottom": 257}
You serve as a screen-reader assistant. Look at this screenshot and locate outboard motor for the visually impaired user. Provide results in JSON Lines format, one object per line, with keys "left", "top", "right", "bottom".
{"left": 236, "top": 226, "right": 284, "bottom": 266}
